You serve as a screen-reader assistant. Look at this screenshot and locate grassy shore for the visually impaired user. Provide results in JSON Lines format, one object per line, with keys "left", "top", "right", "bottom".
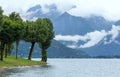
{"left": 0, "top": 56, "right": 46, "bottom": 68}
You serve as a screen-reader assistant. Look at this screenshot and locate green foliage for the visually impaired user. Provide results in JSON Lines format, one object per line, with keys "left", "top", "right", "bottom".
{"left": 0, "top": 6, "right": 3, "bottom": 38}
{"left": 23, "top": 21, "right": 40, "bottom": 42}
{"left": 0, "top": 16, "right": 14, "bottom": 43}
{"left": 38, "top": 18, "right": 54, "bottom": 49}
{"left": 0, "top": 7, "right": 3, "bottom": 26}
{"left": 9, "top": 12, "right": 24, "bottom": 41}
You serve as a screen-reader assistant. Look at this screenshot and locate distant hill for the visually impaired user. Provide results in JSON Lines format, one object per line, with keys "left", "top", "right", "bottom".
{"left": 12, "top": 40, "right": 90, "bottom": 58}
{"left": 81, "top": 41, "right": 120, "bottom": 57}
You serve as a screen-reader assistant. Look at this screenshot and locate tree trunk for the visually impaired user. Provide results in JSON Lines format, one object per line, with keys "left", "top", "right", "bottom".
{"left": 7, "top": 43, "right": 11, "bottom": 56}
{"left": 41, "top": 48, "right": 47, "bottom": 62}
{"left": 28, "top": 42, "right": 35, "bottom": 60}
{"left": 5, "top": 44, "right": 8, "bottom": 58}
{"left": 0, "top": 41, "right": 1, "bottom": 60}
{"left": 16, "top": 41, "right": 19, "bottom": 59}
{"left": 0, "top": 42, "right": 5, "bottom": 61}
{"left": 0, "top": 43, "right": 1, "bottom": 60}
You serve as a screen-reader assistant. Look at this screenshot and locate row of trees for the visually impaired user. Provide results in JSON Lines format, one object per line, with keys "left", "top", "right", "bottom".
{"left": 0, "top": 7, "right": 54, "bottom": 62}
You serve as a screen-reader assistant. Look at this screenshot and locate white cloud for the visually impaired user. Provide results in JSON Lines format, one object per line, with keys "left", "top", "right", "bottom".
{"left": 108, "top": 25, "right": 120, "bottom": 40}
{"left": 79, "top": 30, "right": 107, "bottom": 48}
{"left": 104, "top": 25, "right": 120, "bottom": 44}
{"left": 1, "top": 0, "right": 120, "bottom": 21}
{"left": 55, "top": 25, "right": 120, "bottom": 48}
{"left": 68, "top": 0, "right": 120, "bottom": 21}
{"left": 54, "top": 35, "right": 88, "bottom": 43}
{"left": 67, "top": 45, "right": 78, "bottom": 49}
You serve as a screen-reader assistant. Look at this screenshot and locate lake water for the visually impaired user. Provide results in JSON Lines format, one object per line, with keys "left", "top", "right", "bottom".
{"left": 0, "top": 59, "right": 120, "bottom": 77}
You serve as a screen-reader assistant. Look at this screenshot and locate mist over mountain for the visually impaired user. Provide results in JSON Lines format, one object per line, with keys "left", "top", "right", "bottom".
{"left": 25, "top": 4, "right": 61, "bottom": 20}
{"left": 22, "top": 4, "right": 120, "bottom": 58}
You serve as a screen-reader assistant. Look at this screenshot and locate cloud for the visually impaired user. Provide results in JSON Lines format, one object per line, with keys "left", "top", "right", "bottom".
{"left": 1, "top": 0, "right": 120, "bottom": 21}
{"left": 109, "top": 25, "right": 120, "bottom": 40}
{"left": 104, "top": 25, "right": 120, "bottom": 44}
{"left": 55, "top": 25, "right": 120, "bottom": 48}
{"left": 68, "top": 0, "right": 120, "bottom": 21}
{"left": 0, "top": 0, "right": 75, "bottom": 15}
{"left": 54, "top": 35, "right": 88, "bottom": 43}
{"left": 67, "top": 45, "right": 78, "bottom": 49}
{"left": 79, "top": 30, "right": 107, "bottom": 48}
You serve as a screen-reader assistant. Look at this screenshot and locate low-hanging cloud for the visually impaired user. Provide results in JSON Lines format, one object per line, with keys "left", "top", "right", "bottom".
{"left": 54, "top": 35, "right": 88, "bottom": 43}
{"left": 104, "top": 25, "right": 120, "bottom": 44}
{"left": 54, "top": 25, "right": 120, "bottom": 48}
{"left": 1, "top": 0, "right": 120, "bottom": 21}
{"left": 79, "top": 30, "right": 107, "bottom": 48}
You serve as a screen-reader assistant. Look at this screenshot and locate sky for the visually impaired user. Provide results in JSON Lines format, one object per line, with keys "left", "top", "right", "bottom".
{"left": 0, "top": 0, "right": 120, "bottom": 21}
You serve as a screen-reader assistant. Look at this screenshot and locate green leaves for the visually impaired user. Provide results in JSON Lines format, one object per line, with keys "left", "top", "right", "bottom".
{"left": 37, "top": 18, "right": 54, "bottom": 49}
{"left": 0, "top": 7, "right": 3, "bottom": 34}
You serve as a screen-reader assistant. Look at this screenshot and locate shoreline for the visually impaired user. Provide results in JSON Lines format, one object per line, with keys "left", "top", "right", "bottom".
{"left": 0, "top": 56, "right": 46, "bottom": 70}
{"left": 0, "top": 65, "right": 45, "bottom": 73}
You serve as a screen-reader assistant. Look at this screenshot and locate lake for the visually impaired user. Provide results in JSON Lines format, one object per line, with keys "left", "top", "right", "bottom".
{"left": 0, "top": 59, "right": 120, "bottom": 77}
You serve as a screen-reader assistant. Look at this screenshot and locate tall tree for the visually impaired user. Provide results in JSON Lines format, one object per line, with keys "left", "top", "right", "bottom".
{"left": 9, "top": 12, "right": 24, "bottom": 59}
{"left": 0, "top": 15, "right": 15, "bottom": 58}
{"left": 0, "top": 7, "right": 4, "bottom": 61}
{"left": 23, "top": 20, "right": 42, "bottom": 60}
{"left": 37, "top": 18, "right": 54, "bottom": 62}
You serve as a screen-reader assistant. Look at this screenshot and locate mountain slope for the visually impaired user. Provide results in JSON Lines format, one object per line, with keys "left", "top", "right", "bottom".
{"left": 53, "top": 12, "right": 112, "bottom": 35}
{"left": 48, "top": 40, "right": 89, "bottom": 58}
{"left": 12, "top": 40, "right": 89, "bottom": 58}
{"left": 81, "top": 41, "right": 120, "bottom": 57}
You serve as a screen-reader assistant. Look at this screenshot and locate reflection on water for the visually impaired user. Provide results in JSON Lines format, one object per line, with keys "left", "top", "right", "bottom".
{"left": 0, "top": 65, "right": 53, "bottom": 77}
{"left": 0, "top": 59, "right": 120, "bottom": 77}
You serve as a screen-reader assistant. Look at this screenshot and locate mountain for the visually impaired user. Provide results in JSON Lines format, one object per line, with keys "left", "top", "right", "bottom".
{"left": 81, "top": 41, "right": 120, "bottom": 57}
{"left": 115, "top": 20, "right": 120, "bottom": 25}
{"left": 26, "top": 4, "right": 112, "bottom": 35}
{"left": 53, "top": 12, "right": 112, "bottom": 35}
{"left": 12, "top": 40, "right": 89, "bottom": 58}
{"left": 80, "top": 25, "right": 120, "bottom": 57}
{"left": 22, "top": 4, "right": 120, "bottom": 58}
{"left": 48, "top": 40, "right": 89, "bottom": 58}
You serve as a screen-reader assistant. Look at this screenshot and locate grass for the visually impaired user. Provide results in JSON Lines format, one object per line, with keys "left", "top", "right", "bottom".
{"left": 0, "top": 56, "right": 46, "bottom": 68}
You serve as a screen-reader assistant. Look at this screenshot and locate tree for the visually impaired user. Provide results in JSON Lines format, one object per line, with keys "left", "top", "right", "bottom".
{"left": 23, "top": 20, "right": 42, "bottom": 60}
{"left": 0, "top": 8, "right": 16, "bottom": 60}
{"left": 0, "top": 15, "right": 15, "bottom": 58}
{"left": 37, "top": 18, "right": 54, "bottom": 62}
{"left": 0, "top": 10, "right": 24, "bottom": 60}
{"left": 9, "top": 12, "right": 24, "bottom": 59}
{"left": 0, "top": 7, "right": 4, "bottom": 61}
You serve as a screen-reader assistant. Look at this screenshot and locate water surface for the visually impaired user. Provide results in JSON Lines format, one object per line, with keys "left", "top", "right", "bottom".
{"left": 0, "top": 59, "right": 120, "bottom": 77}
